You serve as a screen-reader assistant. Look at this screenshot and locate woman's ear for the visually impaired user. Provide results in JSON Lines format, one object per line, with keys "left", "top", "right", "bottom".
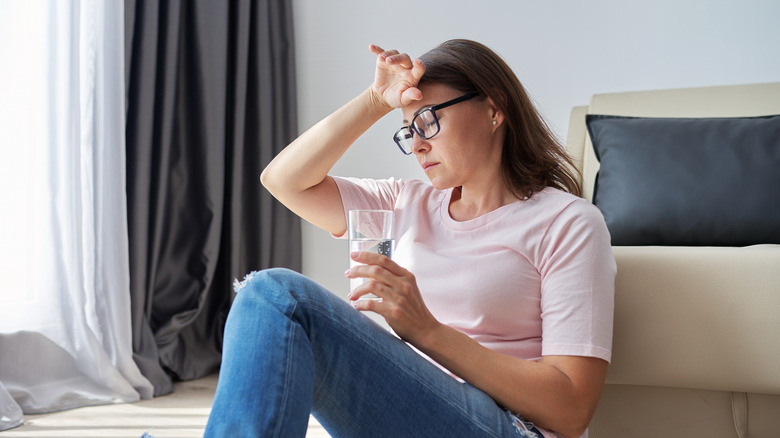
{"left": 484, "top": 96, "right": 504, "bottom": 129}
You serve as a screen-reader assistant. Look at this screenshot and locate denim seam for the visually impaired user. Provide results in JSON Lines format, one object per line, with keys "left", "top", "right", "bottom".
{"left": 273, "top": 299, "right": 299, "bottom": 438}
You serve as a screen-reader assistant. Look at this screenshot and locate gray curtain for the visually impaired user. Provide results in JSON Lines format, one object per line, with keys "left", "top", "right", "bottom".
{"left": 124, "top": 0, "right": 300, "bottom": 395}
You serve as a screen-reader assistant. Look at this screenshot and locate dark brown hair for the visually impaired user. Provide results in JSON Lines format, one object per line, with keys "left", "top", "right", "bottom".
{"left": 418, "top": 39, "right": 581, "bottom": 198}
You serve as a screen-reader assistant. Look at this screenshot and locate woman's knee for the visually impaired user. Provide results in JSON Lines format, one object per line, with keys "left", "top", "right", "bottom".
{"left": 232, "top": 268, "right": 325, "bottom": 312}
{"left": 233, "top": 267, "right": 302, "bottom": 294}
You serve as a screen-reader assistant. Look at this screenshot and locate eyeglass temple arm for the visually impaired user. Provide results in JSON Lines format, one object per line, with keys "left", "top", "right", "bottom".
{"left": 430, "top": 93, "right": 479, "bottom": 111}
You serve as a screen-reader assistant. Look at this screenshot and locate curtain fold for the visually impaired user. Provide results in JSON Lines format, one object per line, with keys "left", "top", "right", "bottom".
{"left": 0, "top": 0, "right": 153, "bottom": 422}
{"left": 124, "top": 0, "right": 300, "bottom": 395}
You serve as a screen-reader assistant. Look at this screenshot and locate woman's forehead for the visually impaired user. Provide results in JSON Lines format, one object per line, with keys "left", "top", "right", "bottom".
{"left": 401, "top": 83, "right": 459, "bottom": 123}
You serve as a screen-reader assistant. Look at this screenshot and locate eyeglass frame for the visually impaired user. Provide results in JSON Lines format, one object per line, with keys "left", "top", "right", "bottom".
{"left": 392, "top": 93, "right": 479, "bottom": 155}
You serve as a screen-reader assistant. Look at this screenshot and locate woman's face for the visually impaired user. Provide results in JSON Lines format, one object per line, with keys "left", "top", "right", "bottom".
{"left": 400, "top": 83, "right": 503, "bottom": 191}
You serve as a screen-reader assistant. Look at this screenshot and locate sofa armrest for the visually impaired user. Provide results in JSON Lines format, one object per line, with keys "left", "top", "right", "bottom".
{"left": 608, "top": 244, "right": 780, "bottom": 395}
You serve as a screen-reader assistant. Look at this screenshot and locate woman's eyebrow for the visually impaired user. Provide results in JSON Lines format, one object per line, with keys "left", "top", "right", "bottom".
{"left": 402, "top": 104, "right": 435, "bottom": 125}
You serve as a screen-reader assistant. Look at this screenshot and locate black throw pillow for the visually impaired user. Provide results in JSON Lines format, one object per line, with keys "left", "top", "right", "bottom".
{"left": 586, "top": 114, "right": 780, "bottom": 246}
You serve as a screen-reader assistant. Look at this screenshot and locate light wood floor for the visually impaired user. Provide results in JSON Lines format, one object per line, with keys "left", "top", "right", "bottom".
{"left": 2, "top": 374, "right": 331, "bottom": 437}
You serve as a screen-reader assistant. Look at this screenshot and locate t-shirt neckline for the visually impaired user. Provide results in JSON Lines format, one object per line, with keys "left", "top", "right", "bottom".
{"left": 439, "top": 187, "right": 528, "bottom": 231}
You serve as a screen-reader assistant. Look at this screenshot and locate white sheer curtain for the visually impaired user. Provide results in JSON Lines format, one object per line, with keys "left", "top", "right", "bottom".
{"left": 0, "top": 0, "right": 153, "bottom": 428}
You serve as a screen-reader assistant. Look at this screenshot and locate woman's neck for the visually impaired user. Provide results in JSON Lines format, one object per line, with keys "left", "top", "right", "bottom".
{"left": 447, "top": 183, "right": 518, "bottom": 222}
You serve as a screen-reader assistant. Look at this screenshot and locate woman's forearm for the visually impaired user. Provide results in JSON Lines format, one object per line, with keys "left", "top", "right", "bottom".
{"left": 263, "top": 88, "right": 390, "bottom": 193}
{"left": 260, "top": 87, "right": 392, "bottom": 233}
{"left": 416, "top": 324, "right": 607, "bottom": 438}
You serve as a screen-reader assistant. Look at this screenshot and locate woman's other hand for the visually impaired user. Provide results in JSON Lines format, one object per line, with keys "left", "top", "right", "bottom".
{"left": 368, "top": 44, "right": 425, "bottom": 109}
{"left": 345, "top": 251, "right": 440, "bottom": 345}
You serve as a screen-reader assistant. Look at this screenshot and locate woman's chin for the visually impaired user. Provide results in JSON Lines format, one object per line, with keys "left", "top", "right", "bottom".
{"left": 427, "top": 178, "right": 456, "bottom": 192}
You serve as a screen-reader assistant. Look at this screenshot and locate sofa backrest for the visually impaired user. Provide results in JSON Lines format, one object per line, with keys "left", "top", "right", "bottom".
{"left": 564, "top": 82, "right": 780, "bottom": 397}
{"left": 565, "top": 82, "right": 780, "bottom": 201}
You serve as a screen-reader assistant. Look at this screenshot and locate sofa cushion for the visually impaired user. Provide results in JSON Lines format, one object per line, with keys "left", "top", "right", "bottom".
{"left": 586, "top": 114, "right": 780, "bottom": 246}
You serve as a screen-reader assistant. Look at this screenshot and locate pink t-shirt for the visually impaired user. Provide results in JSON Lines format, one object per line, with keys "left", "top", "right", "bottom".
{"left": 334, "top": 176, "right": 615, "bottom": 437}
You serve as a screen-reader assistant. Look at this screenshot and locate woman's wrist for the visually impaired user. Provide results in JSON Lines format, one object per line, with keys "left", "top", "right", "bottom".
{"left": 410, "top": 320, "right": 452, "bottom": 356}
{"left": 364, "top": 86, "right": 395, "bottom": 115}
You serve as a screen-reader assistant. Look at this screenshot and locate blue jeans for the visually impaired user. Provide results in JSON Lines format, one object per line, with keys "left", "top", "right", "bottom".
{"left": 204, "top": 268, "right": 542, "bottom": 438}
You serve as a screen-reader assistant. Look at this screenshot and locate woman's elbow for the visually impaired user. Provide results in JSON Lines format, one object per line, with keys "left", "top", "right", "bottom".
{"left": 260, "top": 164, "right": 281, "bottom": 196}
{"left": 555, "top": 405, "right": 597, "bottom": 438}
{"left": 259, "top": 166, "right": 271, "bottom": 189}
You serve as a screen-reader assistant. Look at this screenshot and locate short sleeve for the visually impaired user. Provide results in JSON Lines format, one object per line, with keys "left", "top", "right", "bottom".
{"left": 331, "top": 176, "right": 404, "bottom": 238}
{"left": 538, "top": 200, "right": 616, "bottom": 362}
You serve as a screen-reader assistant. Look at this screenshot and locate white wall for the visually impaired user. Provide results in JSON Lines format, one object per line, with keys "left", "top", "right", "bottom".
{"left": 290, "top": 0, "right": 780, "bottom": 295}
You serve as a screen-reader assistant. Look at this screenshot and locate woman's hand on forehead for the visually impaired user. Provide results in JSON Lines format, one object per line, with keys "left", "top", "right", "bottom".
{"left": 368, "top": 44, "right": 425, "bottom": 109}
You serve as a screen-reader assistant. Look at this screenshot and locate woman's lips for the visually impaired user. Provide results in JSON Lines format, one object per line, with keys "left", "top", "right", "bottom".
{"left": 422, "top": 162, "right": 439, "bottom": 172}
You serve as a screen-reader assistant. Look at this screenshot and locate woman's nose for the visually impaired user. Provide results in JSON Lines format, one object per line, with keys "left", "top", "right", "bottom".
{"left": 412, "top": 135, "right": 431, "bottom": 154}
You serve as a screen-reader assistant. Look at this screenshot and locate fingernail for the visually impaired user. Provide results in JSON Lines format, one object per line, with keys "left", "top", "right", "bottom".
{"left": 350, "top": 251, "right": 359, "bottom": 259}
{"left": 344, "top": 269, "right": 350, "bottom": 276}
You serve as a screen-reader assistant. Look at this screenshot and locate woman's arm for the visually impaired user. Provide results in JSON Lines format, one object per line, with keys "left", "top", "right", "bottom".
{"left": 260, "top": 45, "right": 424, "bottom": 236}
{"left": 418, "top": 324, "right": 607, "bottom": 438}
{"left": 260, "top": 88, "right": 390, "bottom": 235}
{"left": 348, "top": 251, "right": 607, "bottom": 438}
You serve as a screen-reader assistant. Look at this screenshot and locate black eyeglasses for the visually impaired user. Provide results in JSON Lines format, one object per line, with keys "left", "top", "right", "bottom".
{"left": 393, "top": 93, "right": 478, "bottom": 155}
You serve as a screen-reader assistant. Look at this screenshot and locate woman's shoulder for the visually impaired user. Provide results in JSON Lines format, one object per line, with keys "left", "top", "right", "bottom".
{"left": 371, "top": 177, "right": 439, "bottom": 199}
{"left": 395, "top": 178, "right": 447, "bottom": 206}
{"left": 519, "top": 187, "right": 608, "bottom": 232}
{"left": 332, "top": 176, "right": 442, "bottom": 209}
{"left": 333, "top": 176, "right": 431, "bottom": 192}
{"left": 535, "top": 187, "right": 600, "bottom": 212}
{"left": 530, "top": 187, "right": 611, "bottom": 244}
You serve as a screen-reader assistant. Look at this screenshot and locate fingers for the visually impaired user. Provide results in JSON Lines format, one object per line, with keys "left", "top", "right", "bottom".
{"left": 369, "top": 44, "right": 419, "bottom": 69}
{"left": 389, "top": 53, "right": 413, "bottom": 68}
{"left": 345, "top": 252, "right": 404, "bottom": 302}
{"left": 368, "top": 43, "right": 425, "bottom": 108}
{"left": 350, "top": 251, "right": 406, "bottom": 276}
{"left": 345, "top": 262, "right": 396, "bottom": 295}
{"left": 411, "top": 58, "right": 426, "bottom": 80}
{"left": 368, "top": 43, "right": 385, "bottom": 55}
{"left": 369, "top": 44, "right": 397, "bottom": 63}
{"left": 348, "top": 277, "right": 386, "bottom": 302}
{"left": 352, "top": 295, "right": 381, "bottom": 312}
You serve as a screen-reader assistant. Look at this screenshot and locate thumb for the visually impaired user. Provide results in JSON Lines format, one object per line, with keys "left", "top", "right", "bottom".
{"left": 400, "top": 87, "right": 423, "bottom": 106}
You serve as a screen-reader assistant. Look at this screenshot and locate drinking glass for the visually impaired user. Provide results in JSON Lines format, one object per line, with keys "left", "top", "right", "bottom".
{"left": 348, "top": 210, "right": 394, "bottom": 301}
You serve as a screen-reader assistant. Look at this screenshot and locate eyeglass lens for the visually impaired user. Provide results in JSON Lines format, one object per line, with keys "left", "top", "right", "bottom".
{"left": 412, "top": 111, "right": 439, "bottom": 139}
{"left": 394, "top": 129, "right": 414, "bottom": 154}
{"left": 394, "top": 109, "right": 439, "bottom": 154}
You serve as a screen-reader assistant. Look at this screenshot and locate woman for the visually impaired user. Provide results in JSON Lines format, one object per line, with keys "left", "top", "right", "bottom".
{"left": 204, "top": 39, "right": 615, "bottom": 438}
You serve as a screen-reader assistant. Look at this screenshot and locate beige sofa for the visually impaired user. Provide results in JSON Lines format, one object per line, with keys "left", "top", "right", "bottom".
{"left": 565, "top": 82, "right": 780, "bottom": 437}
